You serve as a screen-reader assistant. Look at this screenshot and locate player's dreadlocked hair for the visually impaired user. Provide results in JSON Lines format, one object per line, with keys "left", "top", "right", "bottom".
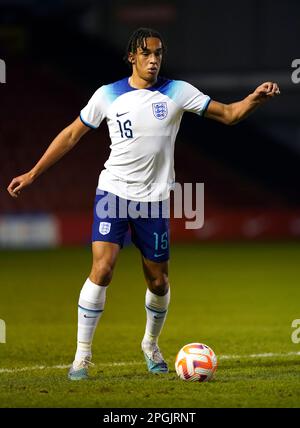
{"left": 124, "top": 27, "right": 166, "bottom": 66}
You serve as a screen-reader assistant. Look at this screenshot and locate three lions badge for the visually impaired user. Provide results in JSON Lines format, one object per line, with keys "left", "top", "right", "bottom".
{"left": 99, "top": 222, "right": 111, "bottom": 235}
{"left": 152, "top": 102, "right": 168, "bottom": 120}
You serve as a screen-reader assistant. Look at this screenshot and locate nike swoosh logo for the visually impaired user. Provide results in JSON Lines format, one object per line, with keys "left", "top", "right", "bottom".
{"left": 116, "top": 111, "right": 129, "bottom": 117}
{"left": 154, "top": 315, "right": 165, "bottom": 319}
{"left": 83, "top": 314, "right": 98, "bottom": 319}
{"left": 154, "top": 253, "right": 165, "bottom": 258}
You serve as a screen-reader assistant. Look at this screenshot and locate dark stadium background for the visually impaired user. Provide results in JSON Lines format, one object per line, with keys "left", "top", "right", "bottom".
{"left": 1, "top": 0, "right": 300, "bottom": 247}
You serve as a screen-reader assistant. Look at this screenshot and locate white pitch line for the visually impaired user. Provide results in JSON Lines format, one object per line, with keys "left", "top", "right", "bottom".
{"left": 219, "top": 351, "right": 300, "bottom": 360}
{"left": 0, "top": 352, "right": 299, "bottom": 374}
{"left": 0, "top": 361, "right": 143, "bottom": 374}
{"left": 0, "top": 365, "right": 71, "bottom": 374}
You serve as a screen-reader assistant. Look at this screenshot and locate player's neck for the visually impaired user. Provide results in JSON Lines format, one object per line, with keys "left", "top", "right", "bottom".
{"left": 129, "top": 74, "right": 157, "bottom": 89}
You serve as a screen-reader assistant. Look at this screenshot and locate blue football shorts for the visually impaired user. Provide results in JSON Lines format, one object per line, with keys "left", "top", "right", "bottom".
{"left": 92, "top": 189, "right": 170, "bottom": 262}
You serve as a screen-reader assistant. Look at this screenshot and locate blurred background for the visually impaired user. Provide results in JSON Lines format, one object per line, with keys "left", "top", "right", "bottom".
{"left": 1, "top": 0, "right": 300, "bottom": 248}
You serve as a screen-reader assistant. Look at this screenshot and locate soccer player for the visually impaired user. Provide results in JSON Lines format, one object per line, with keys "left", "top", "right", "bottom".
{"left": 7, "top": 28, "right": 280, "bottom": 380}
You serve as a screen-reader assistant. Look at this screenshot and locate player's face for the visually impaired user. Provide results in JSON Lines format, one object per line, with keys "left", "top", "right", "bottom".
{"left": 130, "top": 37, "right": 163, "bottom": 82}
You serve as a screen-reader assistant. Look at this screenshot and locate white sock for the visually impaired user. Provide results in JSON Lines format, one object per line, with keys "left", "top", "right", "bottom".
{"left": 142, "top": 287, "right": 170, "bottom": 350}
{"left": 74, "top": 278, "right": 107, "bottom": 362}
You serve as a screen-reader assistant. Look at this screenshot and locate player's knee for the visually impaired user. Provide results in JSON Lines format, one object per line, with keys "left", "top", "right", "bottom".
{"left": 148, "top": 273, "right": 169, "bottom": 296}
{"left": 90, "top": 261, "right": 114, "bottom": 286}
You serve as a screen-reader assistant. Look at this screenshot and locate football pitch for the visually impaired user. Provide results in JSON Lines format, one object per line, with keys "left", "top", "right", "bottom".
{"left": 1, "top": 242, "right": 300, "bottom": 408}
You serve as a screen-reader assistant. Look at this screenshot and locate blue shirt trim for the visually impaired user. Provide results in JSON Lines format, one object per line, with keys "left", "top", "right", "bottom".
{"left": 103, "top": 76, "right": 173, "bottom": 103}
{"left": 79, "top": 112, "right": 98, "bottom": 129}
{"left": 199, "top": 97, "right": 211, "bottom": 117}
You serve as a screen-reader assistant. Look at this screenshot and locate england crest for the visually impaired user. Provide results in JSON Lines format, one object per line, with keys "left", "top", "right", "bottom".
{"left": 152, "top": 102, "right": 168, "bottom": 120}
{"left": 99, "top": 222, "right": 111, "bottom": 235}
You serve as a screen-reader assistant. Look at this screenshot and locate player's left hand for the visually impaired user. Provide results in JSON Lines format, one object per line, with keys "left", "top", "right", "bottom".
{"left": 252, "top": 82, "right": 281, "bottom": 102}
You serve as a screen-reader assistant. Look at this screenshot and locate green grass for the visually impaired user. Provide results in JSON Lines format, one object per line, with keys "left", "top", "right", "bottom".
{"left": 1, "top": 243, "right": 300, "bottom": 407}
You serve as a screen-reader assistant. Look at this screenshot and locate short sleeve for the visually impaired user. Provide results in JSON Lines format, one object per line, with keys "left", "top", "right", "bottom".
{"left": 173, "top": 81, "right": 211, "bottom": 116}
{"left": 80, "top": 86, "right": 107, "bottom": 129}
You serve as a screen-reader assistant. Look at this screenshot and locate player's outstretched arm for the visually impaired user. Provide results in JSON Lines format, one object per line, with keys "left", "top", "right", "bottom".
{"left": 205, "top": 82, "right": 280, "bottom": 125}
{"left": 7, "top": 117, "right": 90, "bottom": 198}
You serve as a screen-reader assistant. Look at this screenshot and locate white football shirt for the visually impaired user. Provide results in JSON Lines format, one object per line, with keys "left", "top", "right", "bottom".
{"left": 80, "top": 77, "right": 211, "bottom": 202}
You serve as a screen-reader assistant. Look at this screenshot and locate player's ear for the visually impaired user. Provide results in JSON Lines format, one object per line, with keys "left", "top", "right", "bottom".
{"left": 128, "top": 52, "right": 135, "bottom": 64}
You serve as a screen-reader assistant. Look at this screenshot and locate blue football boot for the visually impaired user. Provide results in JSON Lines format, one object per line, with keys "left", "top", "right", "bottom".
{"left": 142, "top": 343, "right": 169, "bottom": 374}
{"left": 68, "top": 357, "right": 94, "bottom": 380}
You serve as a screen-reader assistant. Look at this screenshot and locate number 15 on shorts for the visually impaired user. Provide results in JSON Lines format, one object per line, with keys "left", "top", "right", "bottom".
{"left": 153, "top": 232, "right": 168, "bottom": 258}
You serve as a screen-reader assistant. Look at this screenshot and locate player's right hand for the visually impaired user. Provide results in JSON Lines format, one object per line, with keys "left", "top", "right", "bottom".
{"left": 7, "top": 172, "right": 34, "bottom": 198}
